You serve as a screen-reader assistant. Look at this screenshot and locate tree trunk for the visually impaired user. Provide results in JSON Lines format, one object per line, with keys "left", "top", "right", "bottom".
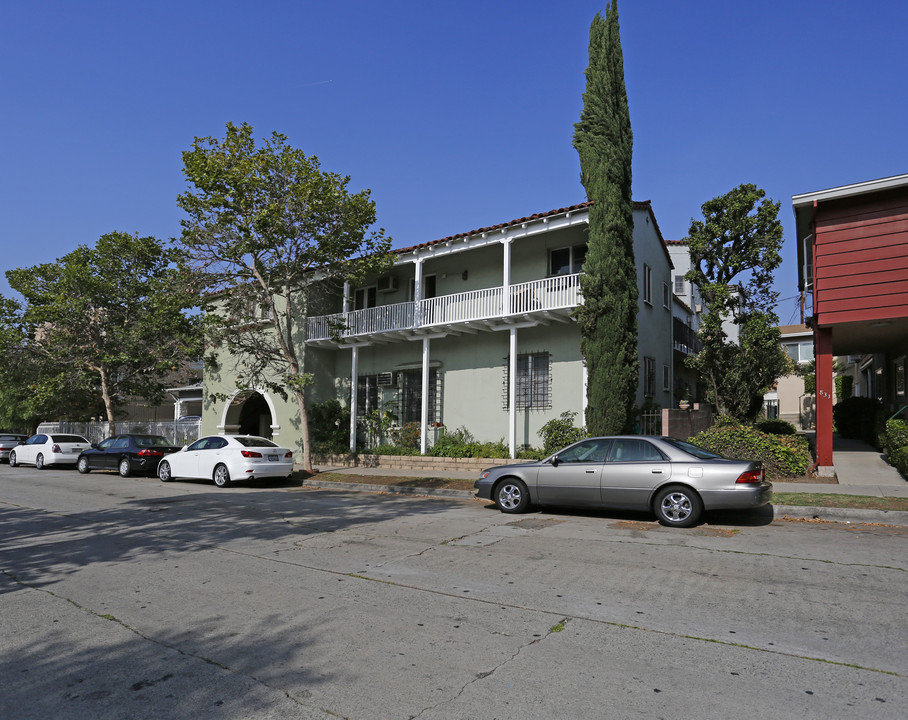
{"left": 292, "top": 387, "right": 312, "bottom": 472}
{"left": 98, "top": 366, "right": 117, "bottom": 436}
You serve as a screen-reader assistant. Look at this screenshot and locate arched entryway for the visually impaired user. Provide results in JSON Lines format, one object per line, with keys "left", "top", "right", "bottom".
{"left": 219, "top": 389, "right": 278, "bottom": 439}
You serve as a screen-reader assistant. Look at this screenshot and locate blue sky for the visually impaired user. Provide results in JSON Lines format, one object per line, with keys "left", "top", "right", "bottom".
{"left": 2, "top": 0, "right": 906, "bottom": 325}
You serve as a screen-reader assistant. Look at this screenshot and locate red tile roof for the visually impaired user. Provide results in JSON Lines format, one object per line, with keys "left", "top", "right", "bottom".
{"left": 393, "top": 200, "right": 662, "bottom": 255}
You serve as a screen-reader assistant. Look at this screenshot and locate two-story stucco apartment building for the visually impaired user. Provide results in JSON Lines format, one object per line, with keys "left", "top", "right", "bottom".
{"left": 202, "top": 201, "right": 675, "bottom": 457}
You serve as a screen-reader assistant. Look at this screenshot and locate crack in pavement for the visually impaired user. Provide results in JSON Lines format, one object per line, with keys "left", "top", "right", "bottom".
{"left": 409, "top": 617, "right": 573, "bottom": 719}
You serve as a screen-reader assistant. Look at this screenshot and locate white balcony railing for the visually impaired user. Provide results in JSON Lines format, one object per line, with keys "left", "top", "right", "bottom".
{"left": 307, "top": 273, "right": 581, "bottom": 343}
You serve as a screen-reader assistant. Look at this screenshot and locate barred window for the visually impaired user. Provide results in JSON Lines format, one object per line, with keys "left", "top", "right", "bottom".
{"left": 356, "top": 375, "right": 379, "bottom": 417}
{"left": 504, "top": 352, "right": 551, "bottom": 410}
{"left": 401, "top": 369, "right": 438, "bottom": 424}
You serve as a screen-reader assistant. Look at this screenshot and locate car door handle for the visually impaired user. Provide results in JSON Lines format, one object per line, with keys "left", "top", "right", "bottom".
{"left": 651, "top": 469, "right": 663, "bottom": 474}
{"left": 586, "top": 469, "right": 596, "bottom": 473}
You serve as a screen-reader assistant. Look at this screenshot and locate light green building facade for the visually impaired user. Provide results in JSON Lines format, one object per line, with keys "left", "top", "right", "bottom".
{"left": 202, "top": 201, "right": 675, "bottom": 457}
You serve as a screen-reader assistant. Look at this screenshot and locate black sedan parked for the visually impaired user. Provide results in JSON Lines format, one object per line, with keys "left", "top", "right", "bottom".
{"left": 78, "top": 434, "right": 183, "bottom": 477}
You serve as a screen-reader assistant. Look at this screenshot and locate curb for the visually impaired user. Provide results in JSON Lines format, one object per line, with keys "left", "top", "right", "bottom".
{"left": 301, "top": 480, "right": 908, "bottom": 527}
{"left": 772, "top": 504, "right": 908, "bottom": 527}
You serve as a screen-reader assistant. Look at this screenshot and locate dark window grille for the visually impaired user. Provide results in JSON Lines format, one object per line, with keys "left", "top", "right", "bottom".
{"left": 503, "top": 352, "right": 551, "bottom": 410}
{"left": 401, "top": 369, "right": 438, "bottom": 424}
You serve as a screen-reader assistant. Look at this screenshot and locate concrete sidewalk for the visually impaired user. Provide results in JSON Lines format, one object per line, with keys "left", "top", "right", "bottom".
{"left": 311, "top": 434, "right": 908, "bottom": 526}
{"left": 317, "top": 433, "right": 908, "bottom": 498}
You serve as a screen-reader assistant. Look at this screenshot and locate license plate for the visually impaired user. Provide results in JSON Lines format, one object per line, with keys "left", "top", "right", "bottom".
{"left": 268, "top": 455, "right": 279, "bottom": 461}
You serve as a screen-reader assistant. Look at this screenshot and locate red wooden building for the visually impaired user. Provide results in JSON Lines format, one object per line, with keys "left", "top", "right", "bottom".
{"left": 794, "top": 173, "right": 908, "bottom": 473}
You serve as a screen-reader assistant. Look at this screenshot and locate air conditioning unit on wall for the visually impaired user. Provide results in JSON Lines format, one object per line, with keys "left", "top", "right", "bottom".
{"left": 377, "top": 275, "right": 399, "bottom": 293}
{"left": 377, "top": 371, "right": 397, "bottom": 386}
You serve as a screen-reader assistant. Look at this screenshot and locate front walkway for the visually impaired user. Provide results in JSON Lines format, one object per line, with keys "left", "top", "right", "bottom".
{"left": 773, "top": 433, "right": 908, "bottom": 497}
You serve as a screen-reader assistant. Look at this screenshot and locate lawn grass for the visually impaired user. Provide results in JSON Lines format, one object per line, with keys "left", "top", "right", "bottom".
{"left": 772, "top": 492, "right": 908, "bottom": 512}
{"left": 309, "top": 473, "right": 908, "bottom": 512}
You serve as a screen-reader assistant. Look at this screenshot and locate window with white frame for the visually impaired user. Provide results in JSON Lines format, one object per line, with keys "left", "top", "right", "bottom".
{"left": 643, "top": 264, "right": 653, "bottom": 305}
{"left": 549, "top": 244, "right": 587, "bottom": 276}
{"left": 663, "top": 283, "right": 670, "bottom": 309}
{"left": 783, "top": 340, "right": 813, "bottom": 364}
{"left": 353, "top": 286, "right": 377, "bottom": 310}
{"left": 674, "top": 275, "right": 685, "bottom": 294}
{"left": 504, "top": 352, "right": 551, "bottom": 410}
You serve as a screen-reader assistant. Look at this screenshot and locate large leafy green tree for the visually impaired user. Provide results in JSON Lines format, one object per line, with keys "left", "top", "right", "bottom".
{"left": 572, "top": 1, "right": 637, "bottom": 434}
{"left": 177, "top": 122, "right": 392, "bottom": 471}
{"left": 6, "top": 232, "right": 201, "bottom": 434}
{"left": 0, "top": 295, "right": 102, "bottom": 432}
{"left": 685, "top": 184, "right": 790, "bottom": 420}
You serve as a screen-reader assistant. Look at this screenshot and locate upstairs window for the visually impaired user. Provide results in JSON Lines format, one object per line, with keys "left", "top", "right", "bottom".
{"left": 784, "top": 341, "right": 813, "bottom": 364}
{"left": 550, "top": 244, "right": 587, "bottom": 276}
{"left": 353, "top": 286, "right": 377, "bottom": 311}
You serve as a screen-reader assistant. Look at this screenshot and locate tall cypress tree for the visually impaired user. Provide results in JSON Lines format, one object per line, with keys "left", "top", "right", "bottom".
{"left": 572, "top": 1, "right": 637, "bottom": 434}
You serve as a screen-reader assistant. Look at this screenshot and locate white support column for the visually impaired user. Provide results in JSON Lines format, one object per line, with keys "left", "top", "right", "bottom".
{"left": 343, "top": 280, "right": 351, "bottom": 313}
{"left": 502, "top": 238, "right": 512, "bottom": 315}
{"left": 349, "top": 345, "right": 359, "bottom": 452}
{"left": 414, "top": 256, "right": 424, "bottom": 327}
{"left": 509, "top": 327, "right": 517, "bottom": 458}
{"left": 420, "top": 336, "right": 430, "bottom": 455}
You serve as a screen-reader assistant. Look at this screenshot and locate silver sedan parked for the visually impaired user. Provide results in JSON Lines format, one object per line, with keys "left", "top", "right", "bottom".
{"left": 474, "top": 436, "right": 771, "bottom": 528}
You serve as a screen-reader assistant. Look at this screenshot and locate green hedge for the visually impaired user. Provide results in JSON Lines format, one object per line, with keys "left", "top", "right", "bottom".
{"left": 880, "top": 419, "right": 908, "bottom": 458}
{"left": 832, "top": 397, "right": 885, "bottom": 446}
{"left": 890, "top": 446, "right": 908, "bottom": 478}
{"left": 756, "top": 418, "right": 797, "bottom": 435}
{"left": 689, "top": 423, "right": 812, "bottom": 478}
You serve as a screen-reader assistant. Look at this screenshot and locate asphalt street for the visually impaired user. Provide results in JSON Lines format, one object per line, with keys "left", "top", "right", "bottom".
{"left": 1, "top": 463, "right": 906, "bottom": 719}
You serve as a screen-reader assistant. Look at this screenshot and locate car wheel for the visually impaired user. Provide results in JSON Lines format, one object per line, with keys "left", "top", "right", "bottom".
{"left": 654, "top": 485, "right": 703, "bottom": 528}
{"left": 158, "top": 461, "right": 172, "bottom": 482}
{"left": 9, "top": 451, "right": 18, "bottom": 467}
{"left": 35, "top": 454, "right": 45, "bottom": 470}
{"left": 495, "top": 478, "right": 530, "bottom": 513}
{"left": 78, "top": 456, "right": 91, "bottom": 474}
{"left": 213, "top": 464, "right": 231, "bottom": 488}
{"left": 118, "top": 457, "right": 131, "bottom": 477}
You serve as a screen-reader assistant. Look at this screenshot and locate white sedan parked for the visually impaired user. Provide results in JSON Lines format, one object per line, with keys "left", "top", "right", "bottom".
{"left": 9, "top": 433, "right": 91, "bottom": 469}
{"left": 157, "top": 435, "right": 295, "bottom": 487}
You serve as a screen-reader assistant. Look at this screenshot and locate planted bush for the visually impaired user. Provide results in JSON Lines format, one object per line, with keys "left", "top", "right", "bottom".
{"left": 833, "top": 397, "right": 885, "bottom": 445}
{"left": 880, "top": 419, "right": 908, "bottom": 459}
{"left": 309, "top": 399, "right": 351, "bottom": 455}
{"left": 756, "top": 418, "right": 797, "bottom": 435}
{"left": 538, "top": 411, "right": 587, "bottom": 456}
{"left": 689, "top": 422, "right": 812, "bottom": 478}
{"left": 890, "top": 446, "right": 908, "bottom": 479}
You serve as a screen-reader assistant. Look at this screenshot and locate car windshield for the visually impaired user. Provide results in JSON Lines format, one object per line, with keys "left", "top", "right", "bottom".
{"left": 134, "top": 435, "right": 174, "bottom": 447}
{"left": 661, "top": 438, "right": 723, "bottom": 460}
{"left": 233, "top": 436, "right": 278, "bottom": 448}
{"left": 52, "top": 435, "right": 89, "bottom": 443}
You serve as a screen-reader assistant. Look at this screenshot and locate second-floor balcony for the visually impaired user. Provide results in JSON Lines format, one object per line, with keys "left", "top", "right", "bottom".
{"left": 307, "top": 274, "right": 582, "bottom": 346}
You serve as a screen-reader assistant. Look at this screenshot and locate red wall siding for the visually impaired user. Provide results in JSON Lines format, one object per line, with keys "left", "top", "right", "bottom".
{"left": 814, "top": 189, "right": 908, "bottom": 326}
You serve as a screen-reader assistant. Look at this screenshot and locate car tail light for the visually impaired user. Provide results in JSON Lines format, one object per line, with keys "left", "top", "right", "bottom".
{"left": 284, "top": 451, "right": 293, "bottom": 459}
{"left": 241, "top": 450, "right": 263, "bottom": 458}
{"left": 736, "top": 469, "right": 764, "bottom": 484}
{"left": 137, "top": 449, "right": 164, "bottom": 457}
{"left": 52, "top": 444, "right": 61, "bottom": 453}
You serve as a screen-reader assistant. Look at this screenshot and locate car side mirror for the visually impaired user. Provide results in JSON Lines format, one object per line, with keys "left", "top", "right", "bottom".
{"left": 550, "top": 456, "right": 561, "bottom": 468}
